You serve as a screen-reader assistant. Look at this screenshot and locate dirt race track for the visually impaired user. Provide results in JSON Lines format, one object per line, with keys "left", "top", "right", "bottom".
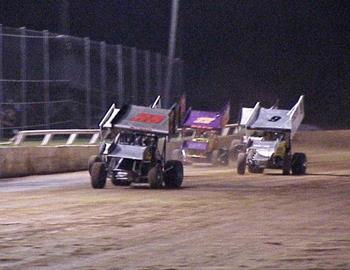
{"left": 1, "top": 130, "right": 350, "bottom": 270}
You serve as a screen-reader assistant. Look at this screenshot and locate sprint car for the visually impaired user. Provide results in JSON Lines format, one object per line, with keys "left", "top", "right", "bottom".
{"left": 88, "top": 98, "right": 183, "bottom": 189}
{"left": 236, "top": 95, "right": 307, "bottom": 175}
{"left": 171, "top": 104, "right": 231, "bottom": 166}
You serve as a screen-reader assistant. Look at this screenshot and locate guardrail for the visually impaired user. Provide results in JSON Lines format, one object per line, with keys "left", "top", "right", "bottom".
{"left": 6, "top": 129, "right": 100, "bottom": 146}
{"left": 0, "top": 127, "right": 241, "bottom": 178}
{"left": 2, "top": 125, "right": 242, "bottom": 146}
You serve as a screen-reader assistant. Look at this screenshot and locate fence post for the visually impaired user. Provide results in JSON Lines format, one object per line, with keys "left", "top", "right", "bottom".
{"left": 131, "top": 47, "right": 137, "bottom": 104}
{"left": 0, "top": 24, "right": 3, "bottom": 139}
{"left": 156, "top": 53, "right": 162, "bottom": 96}
{"left": 164, "top": 56, "right": 172, "bottom": 108}
{"left": 117, "top": 45, "right": 124, "bottom": 106}
{"left": 164, "top": 0, "right": 180, "bottom": 108}
{"left": 20, "top": 27, "right": 27, "bottom": 129}
{"left": 43, "top": 30, "right": 50, "bottom": 128}
{"left": 144, "top": 50, "right": 151, "bottom": 105}
{"left": 100, "top": 41, "right": 106, "bottom": 112}
{"left": 84, "top": 37, "right": 91, "bottom": 128}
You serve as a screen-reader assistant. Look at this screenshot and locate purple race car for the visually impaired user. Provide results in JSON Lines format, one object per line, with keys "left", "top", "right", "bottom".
{"left": 171, "top": 105, "right": 231, "bottom": 166}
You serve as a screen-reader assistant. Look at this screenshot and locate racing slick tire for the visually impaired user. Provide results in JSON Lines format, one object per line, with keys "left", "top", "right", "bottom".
{"left": 282, "top": 154, "right": 291, "bottom": 175}
{"left": 90, "top": 162, "right": 107, "bottom": 189}
{"left": 148, "top": 164, "right": 163, "bottom": 189}
{"left": 248, "top": 165, "right": 264, "bottom": 174}
{"left": 164, "top": 160, "right": 184, "bottom": 188}
{"left": 88, "top": 155, "right": 101, "bottom": 175}
{"left": 291, "top": 153, "right": 307, "bottom": 175}
{"left": 237, "top": 153, "right": 247, "bottom": 175}
{"left": 220, "top": 149, "right": 229, "bottom": 166}
{"left": 229, "top": 139, "right": 244, "bottom": 161}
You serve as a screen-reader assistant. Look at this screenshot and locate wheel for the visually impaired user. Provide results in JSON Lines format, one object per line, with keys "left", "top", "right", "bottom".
{"left": 282, "top": 154, "right": 291, "bottom": 175}
{"left": 211, "top": 150, "right": 220, "bottom": 166}
{"left": 237, "top": 153, "right": 247, "bottom": 175}
{"left": 232, "top": 145, "right": 244, "bottom": 161}
{"left": 248, "top": 165, "right": 264, "bottom": 174}
{"left": 90, "top": 162, "right": 107, "bottom": 189}
{"left": 220, "top": 150, "right": 229, "bottom": 166}
{"left": 148, "top": 164, "right": 163, "bottom": 189}
{"left": 291, "top": 153, "right": 307, "bottom": 175}
{"left": 164, "top": 160, "right": 184, "bottom": 188}
{"left": 111, "top": 177, "right": 130, "bottom": 186}
{"left": 229, "top": 139, "right": 243, "bottom": 161}
{"left": 88, "top": 155, "right": 101, "bottom": 175}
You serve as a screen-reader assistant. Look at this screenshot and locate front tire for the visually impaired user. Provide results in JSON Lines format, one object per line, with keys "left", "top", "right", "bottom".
{"left": 237, "top": 153, "right": 247, "bottom": 175}
{"left": 230, "top": 139, "right": 243, "bottom": 161}
{"left": 164, "top": 160, "right": 184, "bottom": 188}
{"left": 90, "top": 162, "right": 107, "bottom": 189}
{"left": 291, "top": 153, "right": 307, "bottom": 175}
{"left": 88, "top": 155, "right": 101, "bottom": 175}
{"left": 148, "top": 164, "right": 163, "bottom": 189}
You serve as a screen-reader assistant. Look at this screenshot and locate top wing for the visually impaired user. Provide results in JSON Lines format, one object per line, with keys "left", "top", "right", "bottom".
{"left": 244, "top": 96, "right": 305, "bottom": 138}
{"left": 183, "top": 110, "right": 223, "bottom": 130}
{"left": 183, "top": 103, "right": 231, "bottom": 130}
{"left": 249, "top": 107, "right": 291, "bottom": 131}
{"left": 110, "top": 104, "right": 177, "bottom": 136}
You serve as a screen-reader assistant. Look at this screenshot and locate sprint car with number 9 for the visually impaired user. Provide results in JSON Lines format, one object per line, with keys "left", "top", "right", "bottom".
{"left": 236, "top": 96, "right": 307, "bottom": 175}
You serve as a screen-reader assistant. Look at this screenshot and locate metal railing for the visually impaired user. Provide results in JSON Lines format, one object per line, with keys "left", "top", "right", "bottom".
{"left": 3, "top": 129, "right": 100, "bottom": 146}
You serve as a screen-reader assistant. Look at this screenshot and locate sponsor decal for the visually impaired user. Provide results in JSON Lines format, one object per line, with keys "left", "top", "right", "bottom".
{"left": 193, "top": 117, "right": 215, "bottom": 124}
{"left": 131, "top": 113, "right": 166, "bottom": 124}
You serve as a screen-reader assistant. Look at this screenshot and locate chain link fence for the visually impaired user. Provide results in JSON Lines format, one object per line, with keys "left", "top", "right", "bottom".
{"left": 0, "top": 25, "right": 183, "bottom": 139}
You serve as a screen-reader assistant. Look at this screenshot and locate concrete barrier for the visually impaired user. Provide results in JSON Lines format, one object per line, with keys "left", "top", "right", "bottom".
{"left": 0, "top": 137, "right": 234, "bottom": 179}
{"left": 0, "top": 142, "right": 181, "bottom": 179}
{"left": 0, "top": 145, "right": 98, "bottom": 178}
{"left": 2, "top": 130, "right": 349, "bottom": 179}
{"left": 0, "top": 139, "right": 184, "bottom": 178}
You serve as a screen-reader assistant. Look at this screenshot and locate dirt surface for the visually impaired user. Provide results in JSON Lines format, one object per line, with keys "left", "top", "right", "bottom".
{"left": 1, "top": 130, "right": 350, "bottom": 270}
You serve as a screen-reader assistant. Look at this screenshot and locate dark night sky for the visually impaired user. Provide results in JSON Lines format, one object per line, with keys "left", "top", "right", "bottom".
{"left": 0, "top": 0, "right": 349, "bottom": 128}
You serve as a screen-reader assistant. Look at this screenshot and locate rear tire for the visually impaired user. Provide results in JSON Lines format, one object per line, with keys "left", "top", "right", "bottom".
{"left": 90, "top": 162, "right": 107, "bottom": 189}
{"left": 237, "top": 153, "right": 247, "bottom": 175}
{"left": 88, "top": 155, "right": 101, "bottom": 175}
{"left": 164, "top": 160, "right": 184, "bottom": 188}
{"left": 148, "top": 164, "right": 163, "bottom": 189}
{"left": 292, "top": 153, "right": 307, "bottom": 175}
